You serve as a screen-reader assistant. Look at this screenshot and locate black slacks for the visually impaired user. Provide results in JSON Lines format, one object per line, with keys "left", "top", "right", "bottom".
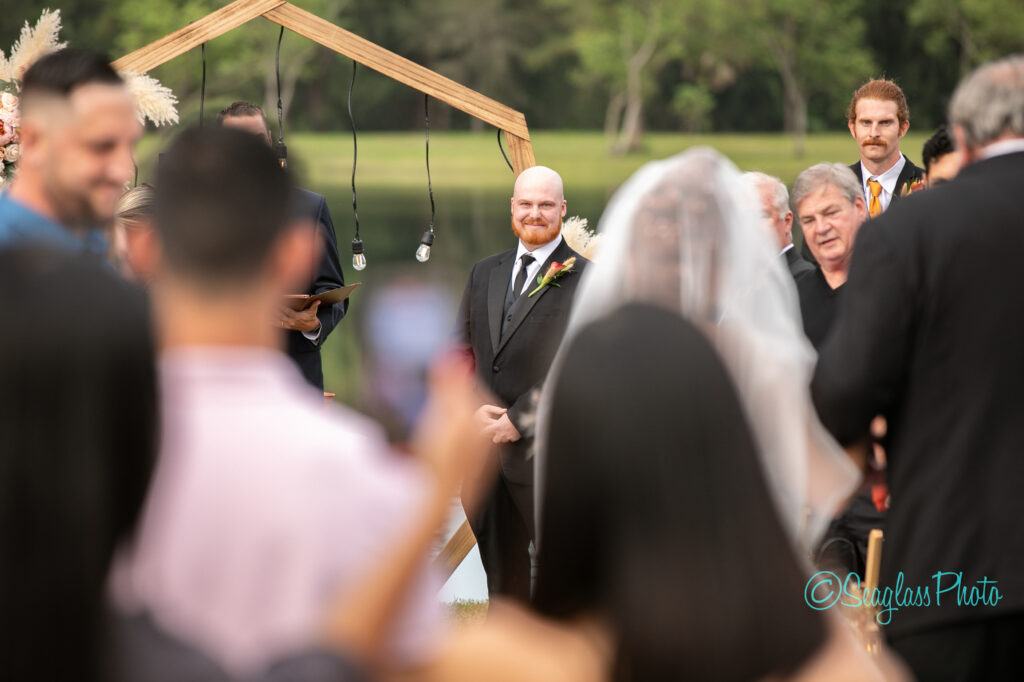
{"left": 465, "top": 472, "right": 534, "bottom": 602}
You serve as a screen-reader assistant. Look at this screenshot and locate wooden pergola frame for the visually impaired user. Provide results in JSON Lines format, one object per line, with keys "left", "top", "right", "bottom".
{"left": 114, "top": 0, "right": 537, "bottom": 175}
{"left": 115, "top": 0, "right": 528, "bottom": 580}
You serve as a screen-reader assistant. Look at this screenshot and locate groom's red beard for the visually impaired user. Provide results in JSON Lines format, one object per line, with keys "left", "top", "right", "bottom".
{"left": 511, "top": 216, "right": 562, "bottom": 246}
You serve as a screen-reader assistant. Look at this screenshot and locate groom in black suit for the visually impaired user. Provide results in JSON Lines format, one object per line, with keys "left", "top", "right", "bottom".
{"left": 812, "top": 56, "right": 1024, "bottom": 681}
{"left": 456, "top": 166, "right": 586, "bottom": 600}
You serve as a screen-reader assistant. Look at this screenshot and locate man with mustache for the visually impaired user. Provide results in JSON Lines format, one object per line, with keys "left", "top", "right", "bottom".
{"left": 813, "top": 56, "right": 1024, "bottom": 679}
{"left": 846, "top": 78, "right": 924, "bottom": 217}
{"left": 0, "top": 49, "right": 142, "bottom": 254}
{"left": 455, "top": 165, "right": 587, "bottom": 601}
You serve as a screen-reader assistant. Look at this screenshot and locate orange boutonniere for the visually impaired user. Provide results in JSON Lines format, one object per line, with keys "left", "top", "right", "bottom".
{"left": 899, "top": 178, "right": 925, "bottom": 196}
{"left": 528, "top": 256, "right": 577, "bottom": 296}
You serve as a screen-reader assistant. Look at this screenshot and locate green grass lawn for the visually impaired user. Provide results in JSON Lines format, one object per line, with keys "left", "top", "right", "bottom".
{"left": 140, "top": 129, "right": 929, "bottom": 195}
{"left": 287, "top": 129, "right": 929, "bottom": 192}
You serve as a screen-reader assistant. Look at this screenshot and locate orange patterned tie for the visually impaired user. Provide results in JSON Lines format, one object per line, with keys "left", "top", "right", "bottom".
{"left": 867, "top": 179, "right": 883, "bottom": 218}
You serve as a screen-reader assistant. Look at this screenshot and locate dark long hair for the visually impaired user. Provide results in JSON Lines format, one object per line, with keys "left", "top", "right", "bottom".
{"left": 534, "top": 303, "right": 825, "bottom": 681}
{"left": 0, "top": 248, "right": 158, "bottom": 680}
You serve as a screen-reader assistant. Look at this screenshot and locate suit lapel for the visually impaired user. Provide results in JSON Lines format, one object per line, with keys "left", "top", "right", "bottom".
{"left": 487, "top": 251, "right": 514, "bottom": 354}
{"left": 495, "top": 241, "right": 574, "bottom": 357}
{"left": 891, "top": 155, "right": 922, "bottom": 203}
{"left": 849, "top": 161, "right": 863, "bottom": 183}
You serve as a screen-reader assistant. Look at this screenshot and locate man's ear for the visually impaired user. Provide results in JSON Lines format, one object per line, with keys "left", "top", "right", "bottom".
{"left": 853, "top": 196, "right": 868, "bottom": 222}
{"left": 848, "top": 119, "right": 857, "bottom": 139}
{"left": 268, "top": 219, "right": 322, "bottom": 293}
{"left": 15, "top": 120, "right": 45, "bottom": 169}
{"left": 899, "top": 119, "right": 910, "bottom": 138}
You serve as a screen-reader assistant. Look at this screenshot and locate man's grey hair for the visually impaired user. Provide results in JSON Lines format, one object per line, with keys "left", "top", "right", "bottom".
{"left": 791, "top": 163, "right": 861, "bottom": 213}
{"left": 742, "top": 172, "right": 790, "bottom": 218}
{"left": 949, "top": 54, "right": 1024, "bottom": 150}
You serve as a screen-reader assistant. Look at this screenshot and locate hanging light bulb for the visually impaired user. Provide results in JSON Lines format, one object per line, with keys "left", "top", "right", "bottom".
{"left": 346, "top": 61, "right": 367, "bottom": 271}
{"left": 416, "top": 229, "right": 434, "bottom": 263}
{"left": 417, "top": 96, "right": 437, "bottom": 264}
{"left": 274, "top": 28, "right": 288, "bottom": 169}
{"left": 351, "top": 237, "right": 367, "bottom": 271}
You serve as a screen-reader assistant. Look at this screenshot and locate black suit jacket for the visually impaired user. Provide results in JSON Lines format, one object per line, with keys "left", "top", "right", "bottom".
{"left": 811, "top": 151, "right": 1024, "bottom": 636}
{"left": 456, "top": 238, "right": 586, "bottom": 484}
{"left": 784, "top": 245, "right": 815, "bottom": 280}
{"left": 801, "top": 155, "right": 925, "bottom": 264}
{"left": 286, "top": 189, "right": 346, "bottom": 390}
{"left": 848, "top": 155, "right": 925, "bottom": 198}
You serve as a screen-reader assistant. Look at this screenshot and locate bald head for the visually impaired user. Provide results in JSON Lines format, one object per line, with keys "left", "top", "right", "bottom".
{"left": 511, "top": 165, "right": 566, "bottom": 248}
{"left": 514, "top": 166, "right": 564, "bottom": 202}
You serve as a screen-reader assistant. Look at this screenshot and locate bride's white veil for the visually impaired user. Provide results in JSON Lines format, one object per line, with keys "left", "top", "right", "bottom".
{"left": 535, "top": 148, "right": 858, "bottom": 551}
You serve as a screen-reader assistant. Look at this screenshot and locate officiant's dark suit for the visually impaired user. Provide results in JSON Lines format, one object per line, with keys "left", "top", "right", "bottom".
{"left": 217, "top": 101, "right": 348, "bottom": 391}
{"left": 811, "top": 89, "right": 1024, "bottom": 680}
{"left": 285, "top": 188, "right": 347, "bottom": 390}
{"left": 457, "top": 232, "right": 586, "bottom": 600}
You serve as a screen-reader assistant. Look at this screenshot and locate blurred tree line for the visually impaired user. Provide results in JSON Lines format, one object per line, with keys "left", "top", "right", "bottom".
{"left": 3, "top": 0, "right": 1021, "bottom": 153}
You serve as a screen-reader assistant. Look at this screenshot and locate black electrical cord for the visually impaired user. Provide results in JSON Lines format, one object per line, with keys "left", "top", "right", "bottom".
{"left": 425, "top": 94, "right": 436, "bottom": 234}
{"left": 497, "top": 128, "right": 514, "bottom": 172}
{"left": 275, "top": 27, "right": 285, "bottom": 145}
{"left": 348, "top": 61, "right": 360, "bottom": 239}
{"left": 199, "top": 43, "right": 206, "bottom": 128}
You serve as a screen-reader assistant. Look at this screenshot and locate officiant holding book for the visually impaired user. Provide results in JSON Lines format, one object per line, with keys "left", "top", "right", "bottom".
{"left": 219, "top": 101, "right": 347, "bottom": 390}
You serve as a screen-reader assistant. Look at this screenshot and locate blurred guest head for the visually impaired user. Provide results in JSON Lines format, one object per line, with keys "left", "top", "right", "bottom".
{"left": 743, "top": 171, "right": 793, "bottom": 252}
{"left": 13, "top": 48, "right": 141, "bottom": 232}
{"left": 534, "top": 303, "right": 826, "bottom": 682}
{"left": 921, "top": 125, "right": 960, "bottom": 186}
{"left": 792, "top": 163, "right": 866, "bottom": 282}
{"left": 113, "top": 183, "right": 159, "bottom": 282}
{"left": 217, "top": 100, "right": 272, "bottom": 146}
{"left": 153, "top": 126, "right": 314, "bottom": 296}
{"left": 510, "top": 165, "right": 566, "bottom": 248}
{"left": 847, "top": 78, "right": 911, "bottom": 173}
{"left": 949, "top": 54, "right": 1024, "bottom": 165}
{"left": 0, "top": 246, "right": 157, "bottom": 681}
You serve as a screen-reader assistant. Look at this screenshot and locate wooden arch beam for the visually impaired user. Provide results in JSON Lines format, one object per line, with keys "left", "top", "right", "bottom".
{"left": 112, "top": 0, "right": 535, "bottom": 174}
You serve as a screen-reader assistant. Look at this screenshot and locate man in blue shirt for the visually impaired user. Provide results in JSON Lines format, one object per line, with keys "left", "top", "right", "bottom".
{"left": 0, "top": 48, "right": 141, "bottom": 254}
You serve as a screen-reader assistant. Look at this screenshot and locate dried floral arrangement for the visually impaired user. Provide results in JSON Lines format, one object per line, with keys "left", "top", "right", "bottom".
{"left": 0, "top": 9, "right": 178, "bottom": 187}
{"left": 560, "top": 215, "right": 603, "bottom": 260}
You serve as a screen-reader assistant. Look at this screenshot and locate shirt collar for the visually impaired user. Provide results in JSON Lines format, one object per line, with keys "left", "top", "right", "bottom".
{"left": 515, "top": 232, "right": 563, "bottom": 266}
{"left": 861, "top": 154, "right": 907, "bottom": 196}
{"left": 979, "top": 138, "right": 1024, "bottom": 160}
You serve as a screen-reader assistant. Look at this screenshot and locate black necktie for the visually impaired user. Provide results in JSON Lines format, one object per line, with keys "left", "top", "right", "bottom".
{"left": 514, "top": 253, "right": 535, "bottom": 301}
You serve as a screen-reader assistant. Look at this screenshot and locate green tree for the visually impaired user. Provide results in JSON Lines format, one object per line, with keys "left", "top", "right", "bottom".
{"left": 909, "top": 0, "right": 1024, "bottom": 76}
{"left": 729, "top": 0, "right": 875, "bottom": 154}
{"left": 103, "top": 0, "right": 347, "bottom": 132}
{"left": 563, "top": 0, "right": 727, "bottom": 153}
